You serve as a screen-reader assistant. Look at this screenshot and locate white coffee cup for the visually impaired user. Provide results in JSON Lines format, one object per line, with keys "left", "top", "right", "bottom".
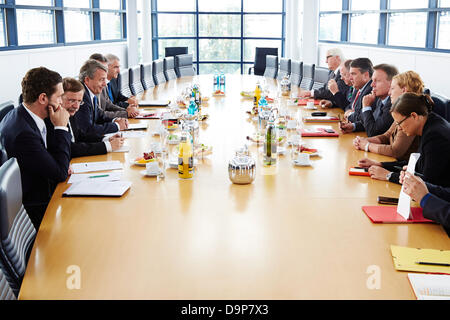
{"left": 146, "top": 161, "right": 159, "bottom": 175}
{"left": 297, "top": 152, "right": 310, "bottom": 165}
{"left": 306, "top": 101, "right": 315, "bottom": 109}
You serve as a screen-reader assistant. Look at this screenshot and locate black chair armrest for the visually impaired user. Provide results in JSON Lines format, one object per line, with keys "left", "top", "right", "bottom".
{"left": 248, "top": 67, "right": 254, "bottom": 75}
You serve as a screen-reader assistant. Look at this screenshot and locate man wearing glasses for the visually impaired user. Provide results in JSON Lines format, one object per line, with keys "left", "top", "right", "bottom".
{"left": 299, "top": 48, "right": 348, "bottom": 100}
{"left": 46, "top": 78, "right": 125, "bottom": 158}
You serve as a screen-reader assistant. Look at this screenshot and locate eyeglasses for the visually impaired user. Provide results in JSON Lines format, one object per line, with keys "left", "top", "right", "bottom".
{"left": 67, "top": 99, "right": 84, "bottom": 106}
{"left": 395, "top": 115, "right": 410, "bottom": 127}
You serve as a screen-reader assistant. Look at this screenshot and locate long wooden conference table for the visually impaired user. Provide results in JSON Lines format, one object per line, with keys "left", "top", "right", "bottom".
{"left": 19, "top": 74, "right": 450, "bottom": 300}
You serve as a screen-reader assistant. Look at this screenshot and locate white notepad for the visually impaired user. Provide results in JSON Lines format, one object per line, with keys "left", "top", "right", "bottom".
{"left": 125, "top": 123, "right": 148, "bottom": 130}
{"left": 68, "top": 172, "right": 123, "bottom": 184}
{"left": 112, "top": 145, "right": 130, "bottom": 153}
{"left": 63, "top": 180, "right": 132, "bottom": 197}
{"left": 408, "top": 273, "right": 450, "bottom": 300}
{"left": 71, "top": 161, "right": 123, "bottom": 174}
{"left": 138, "top": 100, "right": 170, "bottom": 107}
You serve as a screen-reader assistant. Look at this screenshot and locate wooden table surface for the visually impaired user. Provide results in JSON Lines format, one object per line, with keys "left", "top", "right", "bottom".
{"left": 19, "top": 75, "right": 450, "bottom": 300}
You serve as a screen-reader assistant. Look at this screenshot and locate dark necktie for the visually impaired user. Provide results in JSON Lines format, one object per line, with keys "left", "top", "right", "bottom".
{"left": 93, "top": 95, "right": 98, "bottom": 123}
{"left": 352, "top": 90, "right": 361, "bottom": 111}
{"left": 107, "top": 83, "right": 114, "bottom": 102}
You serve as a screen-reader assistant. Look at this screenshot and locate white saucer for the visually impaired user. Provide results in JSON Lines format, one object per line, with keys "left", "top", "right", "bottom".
{"left": 293, "top": 160, "right": 312, "bottom": 167}
{"left": 140, "top": 169, "right": 161, "bottom": 177}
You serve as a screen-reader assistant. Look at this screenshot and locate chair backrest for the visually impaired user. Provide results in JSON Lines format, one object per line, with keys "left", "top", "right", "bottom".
{"left": 312, "top": 66, "right": 330, "bottom": 91}
{"left": 175, "top": 54, "right": 195, "bottom": 78}
{"left": 0, "top": 101, "right": 14, "bottom": 123}
{"left": 18, "top": 95, "right": 23, "bottom": 106}
{"left": 290, "top": 60, "right": 303, "bottom": 87}
{"left": 0, "top": 158, "right": 36, "bottom": 295}
{"left": 118, "top": 69, "right": 132, "bottom": 98}
{"left": 0, "top": 140, "right": 8, "bottom": 167}
{"left": 164, "top": 57, "right": 177, "bottom": 81}
{"left": 253, "top": 47, "right": 278, "bottom": 76}
{"left": 165, "top": 46, "right": 188, "bottom": 58}
{"left": 300, "top": 63, "right": 315, "bottom": 91}
{"left": 129, "top": 65, "right": 145, "bottom": 96}
{"left": 263, "top": 55, "right": 278, "bottom": 79}
{"left": 277, "top": 58, "right": 291, "bottom": 80}
{"left": 152, "top": 59, "right": 167, "bottom": 85}
{"left": 431, "top": 93, "right": 450, "bottom": 122}
{"left": 141, "top": 63, "right": 155, "bottom": 90}
{"left": 0, "top": 265, "right": 15, "bottom": 300}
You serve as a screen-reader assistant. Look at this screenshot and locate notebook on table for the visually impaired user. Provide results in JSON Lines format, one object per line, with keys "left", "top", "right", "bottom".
{"left": 349, "top": 167, "right": 370, "bottom": 177}
{"left": 125, "top": 123, "right": 148, "bottom": 130}
{"left": 300, "top": 128, "right": 339, "bottom": 137}
{"left": 296, "top": 99, "right": 321, "bottom": 106}
{"left": 391, "top": 245, "right": 450, "bottom": 274}
{"left": 362, "top": 206, "right": 434, "bottom": 224}
{"left": 407, "top": 274, "right": 450, "bottom": 300}
{"left": 138, "top": 100, "right": 170, "bottom": 107}
{"left": 303, "top": 116, "right": 340, "bottom": 123}
{"left": 63, "top": 180, "right": 132, "bottom": 198}
{"left": 135, "top": 111, "right": 162, "bottom": 119}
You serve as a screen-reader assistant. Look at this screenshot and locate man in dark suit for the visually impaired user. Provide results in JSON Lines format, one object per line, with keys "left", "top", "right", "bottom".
{"left": 340, "top": 58, "right": 374, "bottom": 134}
{"left": 402, "top": 172, "right": 450, "bottom": 236}
{"left": 319, "top": 59, "right": 354, "bottom": 110}
{"left": 74, "top": 59, "right": 128, "bottom": 136}
{"left": 105, "top": 53, "right": 138, "bottom": 109}
{"left": 0, "top": 67, "right": 71, "bottom": 230}
{"left": 358, "top": 64, "right": 398, "bottom": 137}
{"left": 299, "top": 48, "right": 347, "bottom": 100}
{"left": 46, "top": 77, "right": 125, "bottom": 158}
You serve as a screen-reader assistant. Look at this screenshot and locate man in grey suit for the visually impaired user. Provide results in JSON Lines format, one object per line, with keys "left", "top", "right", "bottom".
{"left": 299, "top": 48, "right": 346, "bottom": 100}
{"left": 89, "top": 53, "right": 139, "bottom": 119}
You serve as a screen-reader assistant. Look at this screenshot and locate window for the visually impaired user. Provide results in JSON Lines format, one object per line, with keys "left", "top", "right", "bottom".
{"left": 319, "top": 0, "right": 450, "bottom": 52}
{"left": 0, "top": 9, "right": 5, "bottom": 47}
{"left": 388, "top": 12, "right": 427, "bottom": 47}
{"left": 319, "top": 13, "right": 341, "bottom": 41}
{"left": 152, "top": 0, "right": 286, "bottom": 74}
{"left": 0, "top": 0, "right": 126, "bottom": 50}
{"left": 350, "top": 13, "right": 379, "bottom": 44}
{"left": 16, "top": 9, "right": 55, "bottom": 46}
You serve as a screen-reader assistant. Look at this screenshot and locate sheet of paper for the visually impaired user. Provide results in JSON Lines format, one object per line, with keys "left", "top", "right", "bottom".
{"left": 126, "top": 123, "right": 148, "bottom": 130}
{"left": 112, "top": 145, "right": 130, "bottom": 153}
{"left": 138, "top": 100, "right": 170, "bottom": 106}
{"left": 64, "top": 180, "right": 132, "bottom": 197}
{"left": 68, "top": 171, "right": 123, "bottom": 184}
{"left": 71, "top": 161, "right": 123, "bottom": 174}
{"left": 408, "top": 274, "right": 450, "bottom": 300}
{"left": 397, "top": 153, "right": 421, "bottom": 219}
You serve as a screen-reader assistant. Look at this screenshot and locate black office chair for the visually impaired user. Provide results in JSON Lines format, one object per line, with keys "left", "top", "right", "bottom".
{"left": 129, "top": 65, "right": 145, "bottom": 96}
{"left": 300, "top": 63, "right": 315, "bottom": 91}
{"left": 0, "top": 101, "right": 14, "bottom": 123}
{"left": 277, "top": 58, "right": 291, "bottom": 80}
{"left": 118, "top": 69, "right": 132, "bottom": 98}
{"left": 0, "top": 264, "right": 15, "bottom": 300}
{"left": 0, "top": 158, "right": 36, "bottom": 296}
{"left": 141, "top": 63, "right": 155, "bottom": 90}
{"left": 164, "top": 57, "right": 177, "bottom": 81}
{"left": 165, "top": 46, "right": 188, "bottom": 58}
{"left": 311, "top": 66, "right": 330, "bottom": 91}
{"left": 263, "top": 55, "right": 278, "bottom": 79}
{"left": 175, "top": 54, "right": 196, "bottom": 78}
{"left": 290, "top": 60, "right": 303, "bottom": 87}
{"left": 248, "top": 47, "right": 278, "bottom": 76}
{"left": 152, "top": 59, "right": 167, "bottom": 85}
{"left": 18, "top": 95, "right": 23, "bottom": 106}
{"left": 430, "top": 93, "right": 450, "bottom": 122}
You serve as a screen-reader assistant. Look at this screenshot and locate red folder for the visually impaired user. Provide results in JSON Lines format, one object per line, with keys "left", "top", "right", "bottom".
{"left": 362, "top": 206, "right": 435, "bottom": 224}
{"left": 297, "top": 99, "right": 321, "bottom": 106}
{"left": 300, "top": 128, "right": 339, "bottom": 137}
{"left": 349, "top": 167, "right": 370, "bottom": 177}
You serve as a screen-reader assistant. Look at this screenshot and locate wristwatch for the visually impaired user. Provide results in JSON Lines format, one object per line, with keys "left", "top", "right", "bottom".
{"left": 386, "top": 172, "right": 393, "bottom": 181}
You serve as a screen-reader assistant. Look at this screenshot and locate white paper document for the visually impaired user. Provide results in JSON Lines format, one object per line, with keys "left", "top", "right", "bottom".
{"left": 71, "top": 161, "right": 124, "bottom": 174}
{"left": 125, "top": 123, "right": 148, "bottom": 130}
{"left": 112, "top": 145, "right": 130, "bottom": 153}
{"left": 63, "top": 180, "right": 132, "bottom": 197}
{"left": 68, "top": 171, "right": 123, "bottom": 184}
{"left": 138, "top": 100, "right": 170, "bottom": 107}
{"left": 397, "top": 153, "right": 421, "bottom": 220}
{"left": 104, "top": 131, "right": 147, "bottom": 139}
{"left": 408, "top": 273, "right": 450, "bottom": 300}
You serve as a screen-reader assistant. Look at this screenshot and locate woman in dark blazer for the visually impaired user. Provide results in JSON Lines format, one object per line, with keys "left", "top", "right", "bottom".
{"left": 360, "top": 93, "right": 450, "bottom": 187}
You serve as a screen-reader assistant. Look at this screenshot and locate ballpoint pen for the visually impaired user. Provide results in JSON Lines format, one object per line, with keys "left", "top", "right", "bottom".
{"left": 415, "top": 261, "right": 450, "bottom": 267}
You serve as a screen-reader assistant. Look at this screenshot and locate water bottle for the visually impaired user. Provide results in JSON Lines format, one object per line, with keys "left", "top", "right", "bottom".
{"left": 264, "top": 118, "right": 277, "bottom": 166}
{"left": 178, "top": 131, "right": 194, "bottom": 179}
{"left": 188, "top": 98, "right": 197, "bottom": 116}
{"left": 219, "top": 72, "right": 225, "bottom": 92}
{"left": 213, "top": 72, "right": 218, "bottom": 90}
